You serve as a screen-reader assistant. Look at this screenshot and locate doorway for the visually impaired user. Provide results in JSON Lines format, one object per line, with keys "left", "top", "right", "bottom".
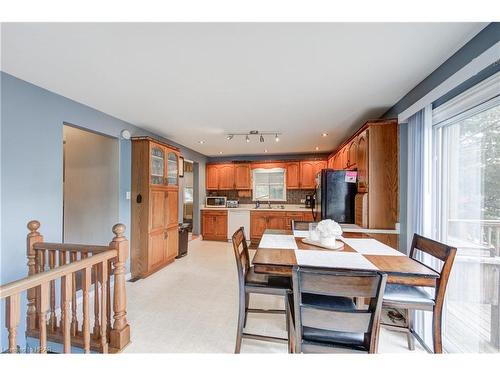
{"left": 182, "top": 160, "right": 194, "bottom": 236}
{"left": 63, "top": 124, "right": 119, "bottom": 245}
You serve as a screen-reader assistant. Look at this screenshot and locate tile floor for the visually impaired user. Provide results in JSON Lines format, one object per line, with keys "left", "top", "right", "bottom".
{"left": 123, "top": 237, "right": 427, "bottom": 353}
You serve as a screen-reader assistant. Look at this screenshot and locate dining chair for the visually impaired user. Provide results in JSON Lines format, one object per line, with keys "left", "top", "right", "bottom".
{"left": 291, "top": 266, "right": 387, "bottom": 353}
{"left": 231, "top": 227, "right": 293, "bottom": 353}
{"left": 381, "top": 233, "right": 457, "bottom": 353}
{"left": 291, "top": 220, "right": 313, "bottom": 231}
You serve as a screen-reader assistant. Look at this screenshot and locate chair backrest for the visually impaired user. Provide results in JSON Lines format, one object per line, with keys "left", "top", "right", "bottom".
{"left": 292, "top": 267, "right": 387, "bottom": 353}
{"left": 232, "top": 227, "right": 251, "bottom": 287}
{"left": 409, "top": 233, "right": 457, "bottom": 304}
{"left": 291, "top": 220, "right": 314, "bottom": 231}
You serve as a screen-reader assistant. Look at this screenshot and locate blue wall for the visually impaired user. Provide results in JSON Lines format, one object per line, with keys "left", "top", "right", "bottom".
{"left": 0, "top": 71, "right": 206, "bottom": 287}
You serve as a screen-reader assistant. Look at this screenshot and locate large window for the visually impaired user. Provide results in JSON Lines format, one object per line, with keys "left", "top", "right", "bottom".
{"left": 432, "top": 90, "right": 499, "bottom": 352}
{"left": 252, "top": 168, "right": 286, "bottom": 201}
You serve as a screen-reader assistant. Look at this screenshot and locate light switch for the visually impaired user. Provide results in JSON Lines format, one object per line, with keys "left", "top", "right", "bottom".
{"left": 126, "top": 191, "right": 131, "bottom": 200}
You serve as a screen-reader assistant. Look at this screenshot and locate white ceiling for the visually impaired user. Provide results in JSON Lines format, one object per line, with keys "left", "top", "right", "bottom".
{"left": 1, "top": 23, "right": 487, "bottom": 156}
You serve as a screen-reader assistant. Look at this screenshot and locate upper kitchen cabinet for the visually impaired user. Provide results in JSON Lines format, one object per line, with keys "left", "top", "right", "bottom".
{"left": 167, "top": 151, "right": 179, "bottom": 186}
{"left": 347, "top": 139, "right": 357, "bottom": 169}
{"left": 206, "top": 164, "right": 219, "bottom": 190}
{"left": 357, "top": 129, "right": 369, "bottom": 192}
{"left": 300, "top": 160, "right": 326, "bottom": 189}
{"left": 218, "top": 164, "right": 235, "bottom": 190}
{"left": 234, "top": 164, "right": 251, "bottom": 190}
{"left": 286, "top": 162, "right": 300, "bottom": 189}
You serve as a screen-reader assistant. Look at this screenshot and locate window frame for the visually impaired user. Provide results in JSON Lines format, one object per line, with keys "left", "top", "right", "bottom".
{"left": 251, "top": 167, "right": 287, "bottom": 202}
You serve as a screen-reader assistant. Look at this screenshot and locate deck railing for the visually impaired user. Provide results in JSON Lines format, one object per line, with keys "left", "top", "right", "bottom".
{"left": 0, "top": 220, "right": 131, "bottom": 353}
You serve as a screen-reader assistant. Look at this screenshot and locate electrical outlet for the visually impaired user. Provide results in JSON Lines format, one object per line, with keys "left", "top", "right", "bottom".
{"left": 300, "top": 199, "right": 305, "bottom": 203}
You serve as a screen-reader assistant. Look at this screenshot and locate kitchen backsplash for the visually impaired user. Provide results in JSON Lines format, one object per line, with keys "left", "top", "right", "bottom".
{"left": 206, "top": 189, "right": 315, "bottom": 205}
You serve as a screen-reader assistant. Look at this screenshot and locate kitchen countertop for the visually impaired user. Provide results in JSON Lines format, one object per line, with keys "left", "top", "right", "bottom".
{"left": 201, "top": 204, "right": 313, "bottom": 212}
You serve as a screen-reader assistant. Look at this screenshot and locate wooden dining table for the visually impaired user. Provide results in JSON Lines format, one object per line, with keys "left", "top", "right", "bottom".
{"left": 252, "top": 229, "right": 439, "bottom": 287}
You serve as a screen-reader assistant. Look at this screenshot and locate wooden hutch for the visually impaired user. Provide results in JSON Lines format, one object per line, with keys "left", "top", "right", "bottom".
{"left": 131, "top": 136, "right": 180, "bottom": 278}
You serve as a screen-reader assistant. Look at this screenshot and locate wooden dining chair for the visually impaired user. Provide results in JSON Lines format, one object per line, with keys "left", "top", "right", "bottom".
{"left": 291, "top": 220, "right": 313, "bottom": 232}
{"left": 232, "top": 227, "right": 293, "bottom": 353}
{"left": 381, "top": 233, "right": 457, "bottom": 353}
{"left": 291, "top": 266, "right": 387, "bottom": 353}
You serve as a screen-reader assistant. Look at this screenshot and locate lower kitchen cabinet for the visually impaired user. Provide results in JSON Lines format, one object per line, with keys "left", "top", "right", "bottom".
{"left": 250, "top": 211, "right": 316, "bottom": 244}
{"left": 202, "top": 210, "right": 228, "bottom": 241}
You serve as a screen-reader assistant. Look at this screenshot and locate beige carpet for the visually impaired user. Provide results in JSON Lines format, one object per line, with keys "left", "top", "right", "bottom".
{"left": 123, "top": 237, "right": 427, "bottom": 353}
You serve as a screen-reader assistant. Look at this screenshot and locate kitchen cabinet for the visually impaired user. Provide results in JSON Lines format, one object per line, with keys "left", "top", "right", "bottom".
{"left": 206, "top": 164, "right": 219, "bottom": 190}
{"left": 347, "top": 139, "right": 357, "bottom": 169}
{"left": 250, "top": 210, "right": 317, "bottom": 244}
{"left": 131, "top": 137, "right": 180, "bottom": 279}
{"left": 357, "top": 130, "right": 368, "bottom": 192}
{"left": 299, "top": 160, "right": 326, "bottom": 189}
{"left": 234, "top": 164, "right": 251, "bottom": 190}
{"left": 202, "top": 210, "right": 228, "bottom": 241}
{"left": 218, "top": 164, "right": 235, "bottom": 190}
{"left": 286, "top": 162, "right": 300, "bottom": 189}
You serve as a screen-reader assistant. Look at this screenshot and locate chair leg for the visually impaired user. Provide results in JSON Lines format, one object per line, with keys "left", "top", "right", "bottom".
{"left": 285, "top": 294, "right": 292, "bottom": 353}
{"left": 244, "top": 292, "right": 249, "bottom": 328}
{"left": 432, "top": 307, "right": 443, "bottom": 354}
{"left": 406, "top": 309, "right": 415, "bottom": 351}
{"left": 235, "top": 290, "right": 246, "bottom": 353}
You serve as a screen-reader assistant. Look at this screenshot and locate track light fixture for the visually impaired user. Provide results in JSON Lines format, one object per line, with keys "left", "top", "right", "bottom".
{"left": 224, "top": 131, "right": 281, "bottom": 144}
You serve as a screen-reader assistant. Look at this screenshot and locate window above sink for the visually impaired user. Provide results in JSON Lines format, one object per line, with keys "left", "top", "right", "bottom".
{"left": 252, "top": 168, "right": 287, "bottom": 202}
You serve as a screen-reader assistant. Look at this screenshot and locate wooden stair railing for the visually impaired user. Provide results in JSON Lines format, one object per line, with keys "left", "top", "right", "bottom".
{"left": 1, "top": 220, "right": 131, "bottom": 353}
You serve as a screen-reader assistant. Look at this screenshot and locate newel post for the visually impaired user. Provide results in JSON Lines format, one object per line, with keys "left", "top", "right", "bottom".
{"left": 109, "top": 223, "right": 131, "bottom": 351}
{"left": 26, "top": 220, "right": 43, "bottom": 331}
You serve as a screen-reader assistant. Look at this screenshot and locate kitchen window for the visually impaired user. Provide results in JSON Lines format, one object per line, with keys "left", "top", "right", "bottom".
{"left": 252, "top": 168, "right": 286, "bottom": 201}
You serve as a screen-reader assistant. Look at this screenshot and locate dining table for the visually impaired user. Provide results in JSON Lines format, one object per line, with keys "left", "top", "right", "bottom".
{"left": 252, "top": 229, "right": 439, "bottom": 287}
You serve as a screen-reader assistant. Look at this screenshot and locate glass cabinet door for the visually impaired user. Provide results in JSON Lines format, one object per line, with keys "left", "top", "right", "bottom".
{"left": 167, "top": 152, "right": 178, "bottom": 185}
{"left": 151, "top": 146, "right": 165, "bottom": 184}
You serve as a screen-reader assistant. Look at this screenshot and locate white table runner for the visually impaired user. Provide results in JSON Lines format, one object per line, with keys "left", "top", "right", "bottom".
{"left": 294, "top": 250, "right": 378, "bottom": 270}
{"left": 259, "top": 234, "right": 298, "bottom": 249}
{"left": 340, "top": 238, "right": 404, "bottom": 256}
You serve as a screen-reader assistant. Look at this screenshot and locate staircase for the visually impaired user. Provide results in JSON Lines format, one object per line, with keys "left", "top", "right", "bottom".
{"left": 1, "top": 220, "right": 131, "bottom": 353}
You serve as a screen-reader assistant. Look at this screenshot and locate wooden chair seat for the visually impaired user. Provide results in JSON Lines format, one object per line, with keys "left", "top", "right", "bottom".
{"left": 383, "top": 284, "right": 435, "bottom": 310}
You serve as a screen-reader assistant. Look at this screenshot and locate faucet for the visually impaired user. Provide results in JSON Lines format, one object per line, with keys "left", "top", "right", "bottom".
{"left": 267, "top": 200, "right": 272, "bottom": 209}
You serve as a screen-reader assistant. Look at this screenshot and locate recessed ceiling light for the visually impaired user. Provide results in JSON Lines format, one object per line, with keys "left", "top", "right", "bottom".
{"left": 321, "top": 133, "right": 328, "bottom": 137}
{"left": 198, "top": 140, "right": 205, "bottom": 144}
{"left": 315, "top": 146, "right": 320, "bottom": 151}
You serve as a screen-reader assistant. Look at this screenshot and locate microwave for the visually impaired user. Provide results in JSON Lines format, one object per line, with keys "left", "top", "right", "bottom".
{"left": 206, "top": 196, "right": 227, "bottom": 207}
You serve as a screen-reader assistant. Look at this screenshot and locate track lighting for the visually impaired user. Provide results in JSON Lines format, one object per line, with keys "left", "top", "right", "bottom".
{"left": 246, "top": 135, "right": 250, "bottom": 143}
{"left": 260, "top": 135, "right": 264, "bottom": 143}
{"left": 226, "top": 134, "right": 234, "bottom": 140}
{"left": 275, "top": 134, "right": 280, "bottom": 142}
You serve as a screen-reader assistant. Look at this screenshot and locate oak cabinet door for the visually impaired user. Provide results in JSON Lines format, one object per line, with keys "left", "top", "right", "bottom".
{"left": 299, "top": 161, "right": 315, "bottom": 189}
{"left": 214, "top": 214, "right": 228, "bottom": 238}
{"left": 218, "top": 164, "right": 235, "bottom": 190}
{"left": 234, "top": 164, "right": 251, "bottom": 189}
{"left": 348, "top": 140, "right": 358, "bottom": 168}
{"left": 286, "top": 162, "right": 300, "bottom": 189}
{"left": 206, "top": 165, "right": 219, "bottom": 190}
{"left": 202, "top": 213, "right": 216, "bottom": 237}
{"left": 167, "top": 190, "right": 179, "bottom": 227}
{"left": 285, "top": 212, "right": 304, "bottom": 230}
{"left": 165, "top": 226, "right": 179, "bottom": 260}
{"left": 150, "top": 189, "right": 167, "bottom": 231}
{"left": 357, "top": 130, "right": 369, "bottom": 192}
{"left": 313, "top": 160, "right": 326, "bottom": 177}
{"left": 250, "top": 213, "right": 267, "bottom": 239}
{"left": 267, "top": 214, "right": 286, "bottom": 230}
{"left": 149, "top": 232, "right": 166, "bottom": 269}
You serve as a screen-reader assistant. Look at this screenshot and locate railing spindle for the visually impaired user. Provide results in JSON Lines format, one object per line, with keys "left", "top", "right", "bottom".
{"left": 107, "top": 259, "right": 112, "bottom": 339}
{"left": 58, "top": 251, "right": 67, "bottom": 329}
{"left": 82, "top": 265, "right": 91, "bottom": 353}
{"left": 61, "top": 274, "right": 72, "bottom": 353}
{"left": 38, "top": 282, "right": 49, "bottom": 353}
{"left": 48, "top": 250, "right": 57, "bottom": 332}
{"left": 5, "top": 294, "right": 20, "bottom": 353}
{"left": 70, "top": 251, "right": 78, "bottom": 336}
{"left": 93, "top": 263, "right": 101, "bottom": 339}
{"left": 27, "top": 221, "right": 43, "bottom": 332}
{"left": 100, "top": 262, "right": 109, "bottom": 353}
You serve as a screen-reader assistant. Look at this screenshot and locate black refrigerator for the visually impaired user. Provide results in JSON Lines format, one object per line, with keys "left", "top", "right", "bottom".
{"left": 313, "top": 169, "right": 357, "bottom": 222}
